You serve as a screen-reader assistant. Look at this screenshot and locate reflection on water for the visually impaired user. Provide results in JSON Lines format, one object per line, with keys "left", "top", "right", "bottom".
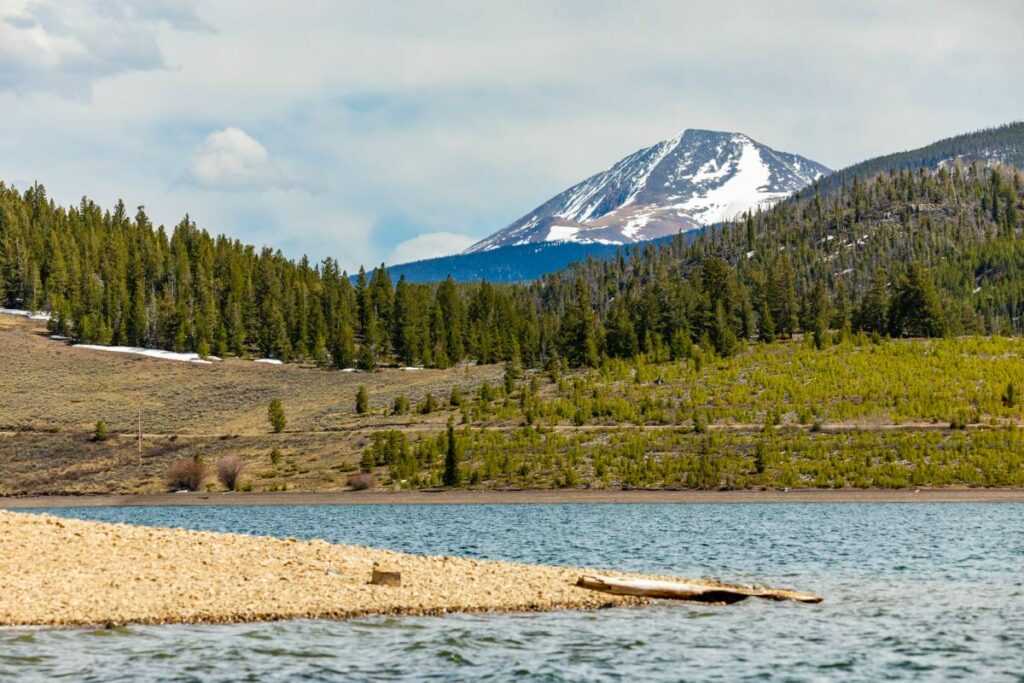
{"left": 4, "top": 503, "right": 1023, "bottom": 681}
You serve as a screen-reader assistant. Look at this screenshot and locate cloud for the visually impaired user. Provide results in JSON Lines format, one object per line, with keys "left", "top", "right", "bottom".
{"left": 187, "top": 127, "right": 291, "bottom": 191}
{"left": 0, "top": 0, "right": 209, "bottom": 98}
{"left": 386, "top": 232, "right": 477, "bottom": 266}
{"left": 106, "top": 0, "right": 215, "bottom": 33}
{"left": 0, "top": 0, "right": 1021, "bottom": 273}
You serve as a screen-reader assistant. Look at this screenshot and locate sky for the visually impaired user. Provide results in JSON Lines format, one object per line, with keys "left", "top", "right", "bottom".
{"left": 0, "top": 1, "right": 1022, "bottom": 272}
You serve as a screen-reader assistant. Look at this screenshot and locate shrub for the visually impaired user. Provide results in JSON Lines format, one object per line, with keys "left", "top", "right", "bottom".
{"left": 357, "top": 344, "right": 377, "bottom": 371}
{"left": 503, "top": 359, "right": 521, "bottom": 394}
{"left": 692, "top": 412, "right": 708, "bottom": 434}
{"left": 1003, "top": 382, "right": 1018, "bottom": 408}
{"left": 167, "top": 456, "right": 208, "bottom": 491}
{"left": 356, "top": 386, "right": 369, "bottom": 414}
{"left": 267, "top": 399, "right": 286, "bottom": 433}
{"left": 270, "top": 447, "right": 282, "bottom": 465}
{"left": 392, "top": 394, "right": 410, "bottom": 415}
{"left": 363, "top": 430, "right": 410, "bottom": 468}
{"left": 449, "top": 387, "right": 464, "bottom": 408}
{"left": 92, "top": 420, "right": 109, "bottom": 442}
{"left": 348, "top": 472, "right": 374, "bottom": 490}
{"left": 216, "top": 455, "right": 245, "bottom": 491}
{"left": 753, "top": 443, "right": 767, "bottom": 474}
{"left": 419, "top": 392, "right": 438, "bottom": 414}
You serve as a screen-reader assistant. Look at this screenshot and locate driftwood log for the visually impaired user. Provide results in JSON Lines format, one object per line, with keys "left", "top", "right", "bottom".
{"left": 575, "top": 575, "right": 822, "bottom": 604}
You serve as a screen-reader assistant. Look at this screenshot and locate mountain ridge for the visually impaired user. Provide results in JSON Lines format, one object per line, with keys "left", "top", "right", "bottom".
{"left": 465, "top": 129, "right": 829, "bottom": 253}
{"left": 815, "top": 121, "right": 1024, "bottom": 195}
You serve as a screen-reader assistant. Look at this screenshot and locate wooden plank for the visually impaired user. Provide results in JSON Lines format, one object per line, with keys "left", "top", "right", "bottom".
{"left": 575, "top": 574, "right": 823, "bottom": 604}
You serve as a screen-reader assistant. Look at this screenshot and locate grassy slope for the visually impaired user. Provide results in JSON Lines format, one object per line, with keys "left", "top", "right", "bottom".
{"left": 3, "top": 314, "right": 1024, "bottom": 494}
{"left": 0, "top": 315, "right": 502, "bottom": 494}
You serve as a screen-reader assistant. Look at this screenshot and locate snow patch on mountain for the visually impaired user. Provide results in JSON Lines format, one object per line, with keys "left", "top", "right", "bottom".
{"left": 678, "top": 136, "right": 787, "bottom": 224}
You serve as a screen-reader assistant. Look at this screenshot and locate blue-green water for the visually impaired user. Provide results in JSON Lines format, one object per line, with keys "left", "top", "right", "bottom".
{"left": 3, "top": 503, "right": 1023, "bottom": 681}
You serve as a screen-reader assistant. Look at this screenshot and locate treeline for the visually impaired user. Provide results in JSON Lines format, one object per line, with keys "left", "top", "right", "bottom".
{"left": 0, "top": 161, "right": 1021, "bottom": 369}
{"left": 815, "top": 121, "right": 1024, "bottom": 195}
{"left": 0, "top": 181, "right": 563, "bottom": 367}
{"left": 548, "top": 161, "right": 1024, "bottom": 360}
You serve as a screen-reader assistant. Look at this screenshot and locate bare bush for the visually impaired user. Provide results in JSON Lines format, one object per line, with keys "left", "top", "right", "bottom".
{"left": 167, "top": 457, "right": 208, "bottom": 491}
{"left": 347, "top": 472, "right": 374, "bottom": 491}
{"left": 216, "top": 455, "right": 245, "bottom": 491}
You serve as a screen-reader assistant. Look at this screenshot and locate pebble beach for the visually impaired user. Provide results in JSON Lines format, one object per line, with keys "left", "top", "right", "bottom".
{"left": 0, "top": 511, "right": 661, "bottom": 627}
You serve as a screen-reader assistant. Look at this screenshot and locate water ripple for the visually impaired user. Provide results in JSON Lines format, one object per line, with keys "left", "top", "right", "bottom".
{"left": 3, "top": 503, "right": 1023, "bottom": 681}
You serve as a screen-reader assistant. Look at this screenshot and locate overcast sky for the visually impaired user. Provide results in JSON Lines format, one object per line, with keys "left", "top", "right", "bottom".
{"left": 1, "top": 0, "right": 1021, "bottom": 271}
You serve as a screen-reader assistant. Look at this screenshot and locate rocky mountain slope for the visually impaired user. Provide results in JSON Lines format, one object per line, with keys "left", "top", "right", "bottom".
{"left": 466, "top": 129, "right": 829, "bottom": 252}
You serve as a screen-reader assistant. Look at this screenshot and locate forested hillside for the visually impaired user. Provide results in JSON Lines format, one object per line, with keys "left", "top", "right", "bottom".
{"left": 0, "top": 160, "right": 1021, "bottom": 370}
{"left": 816, "top": 122, "right": 1024, "bottom": 195}
{"left": 383, "top": 238, "right": 644, "bottom": 284}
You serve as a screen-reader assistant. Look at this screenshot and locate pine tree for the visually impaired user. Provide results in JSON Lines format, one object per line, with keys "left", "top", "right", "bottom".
{"left": 604, "top": 297, "right": 639, "bottom": 358}
{"left": 767, "top": 257, "right": 799, "bottom": 337}
{"left": 1002, "top": 381, "right": 1018, "bottom": 408}
{"left": 267, "top": 399, "right": 286, "bottom": 433}
{"left": 858, "top": 269, "right": 889, "bottom": 334}
{"left": 357, "top": 342, "right": 376, "bottom": 371}
{"left": 503, "top": 352, "right": 522, "bottom": 394}
{"left": 757, "top": 299, "right": 775, "bottom": 343}
{"left": 710, "top": 301, "right": 739, "bottom": 357}
{"left": 889, "top": 262, "right": 947, "bottom": 337}
{"left": 332, "top": 317, "right": 356, "bottom": 369}
{"left": 443, "top": 419, "right": 461, "bottom": 487}
{"left": 560, "top": 277, "right": 600, "bottom": 367}
{"left": 810, "top": 281, "right": 832, "bottom": 350}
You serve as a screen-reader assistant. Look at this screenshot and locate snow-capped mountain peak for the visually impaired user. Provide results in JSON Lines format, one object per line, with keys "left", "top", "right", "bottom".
{"left": 465, "top": 129, "right": 829, "bottom": 253}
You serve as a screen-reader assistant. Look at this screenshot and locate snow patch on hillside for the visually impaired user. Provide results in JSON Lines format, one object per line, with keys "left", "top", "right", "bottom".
{"left": 1, "top": 308, "right": 51, "bottom": 321}
{"left": 73, "top": 344, "right": 212, "bottom": 364}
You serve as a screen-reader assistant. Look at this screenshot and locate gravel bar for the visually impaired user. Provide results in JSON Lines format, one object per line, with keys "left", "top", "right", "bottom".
{"left": 0, "top": 511, "right": 666, "bottom": 627}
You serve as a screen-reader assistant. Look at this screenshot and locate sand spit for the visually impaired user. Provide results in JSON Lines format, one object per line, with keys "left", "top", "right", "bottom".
{"left": 0, "top": 511, "right": 672, "bottom": 627}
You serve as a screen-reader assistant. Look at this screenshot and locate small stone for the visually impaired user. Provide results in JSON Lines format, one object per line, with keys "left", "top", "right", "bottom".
{"left": 370, "top": 568, "right": 402, "bottom": 587}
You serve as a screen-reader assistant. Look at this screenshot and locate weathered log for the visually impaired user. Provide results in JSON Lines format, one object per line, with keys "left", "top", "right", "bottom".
{"left": 575, "top": 574, "right": 822, "bottom": 604}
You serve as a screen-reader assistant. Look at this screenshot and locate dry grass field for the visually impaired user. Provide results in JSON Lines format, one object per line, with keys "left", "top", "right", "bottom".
{"left": 0, "top": 315, "right": 502, "bottom": 495}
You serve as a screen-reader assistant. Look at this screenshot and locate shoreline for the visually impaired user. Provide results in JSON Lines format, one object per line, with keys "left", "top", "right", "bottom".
{"left": 0, "top": 512, "right": 817, "bottom": 628}
{"left": 3, "top": 487, "right": 1023, "bottom": 509}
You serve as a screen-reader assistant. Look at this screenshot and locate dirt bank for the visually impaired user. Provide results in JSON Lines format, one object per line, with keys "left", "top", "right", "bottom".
{"left": 2, "top": 487, "right": 1023, "bottom": 509}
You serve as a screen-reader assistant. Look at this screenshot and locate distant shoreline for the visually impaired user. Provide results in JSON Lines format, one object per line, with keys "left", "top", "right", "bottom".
{"left": 3, "top": 487, "right": 1023, "bottom": 509}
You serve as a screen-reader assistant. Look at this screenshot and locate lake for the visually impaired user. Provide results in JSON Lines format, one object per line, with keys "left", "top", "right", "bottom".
{"left": 3, "top": 503, "right": 1023, "bottom": 681}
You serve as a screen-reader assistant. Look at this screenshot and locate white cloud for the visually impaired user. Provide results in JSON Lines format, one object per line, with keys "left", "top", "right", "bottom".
{"left": 187, "top": 127, "right": 288, "bottom": 191}
{"left": 386, "top": 232, "right": 476, "bottom": 266}
{"left": 0, "top": 0, "right": 209, "bottom": 99}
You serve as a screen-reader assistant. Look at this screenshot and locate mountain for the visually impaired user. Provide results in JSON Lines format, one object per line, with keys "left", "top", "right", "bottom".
{"left": 816, "top": 121, "right": 1024, "bottom": 195}
{"left": 385, "top": 234, "right": 697, "bottom": 284}
{"left": 465, "top": 129, "right": 830, "bottom": 253}
{"left": 386, "top": 240, "right": 628, "bottom": 283}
